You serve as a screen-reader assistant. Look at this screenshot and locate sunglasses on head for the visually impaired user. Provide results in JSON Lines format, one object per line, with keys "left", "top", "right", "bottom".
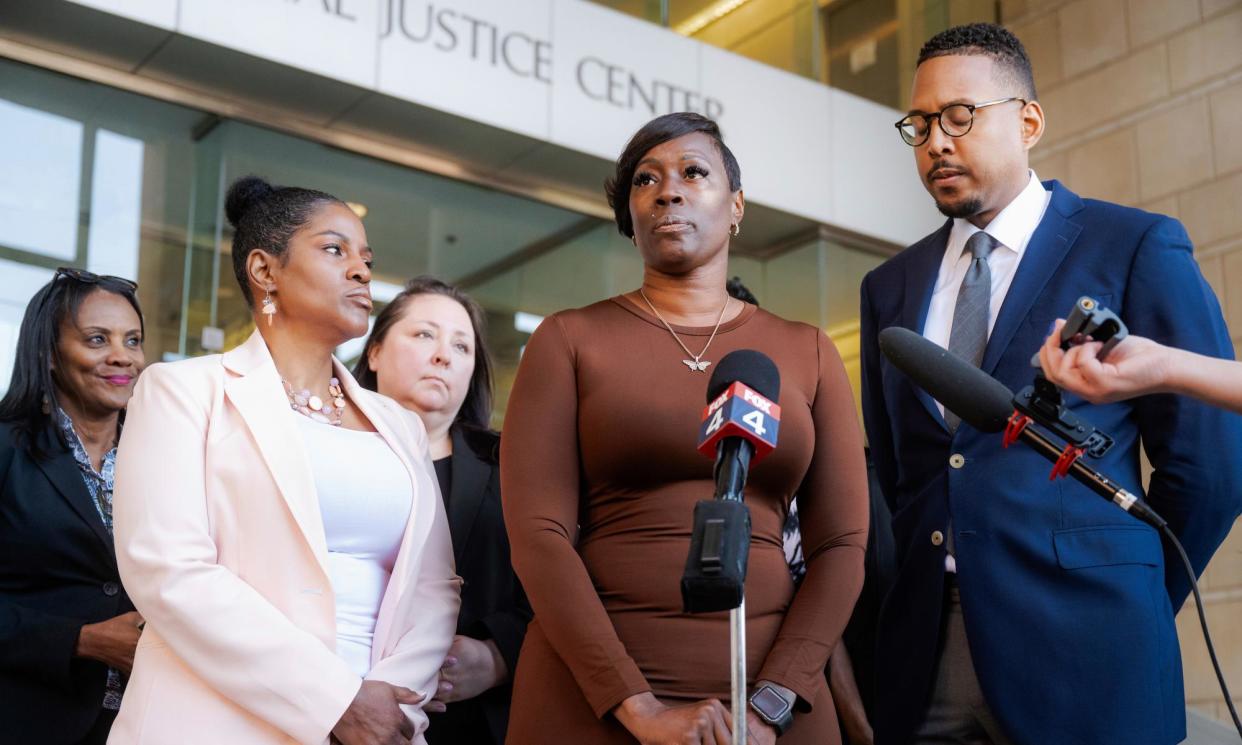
{"left": 55, "top": 267, "right": 137, "bottom": 292}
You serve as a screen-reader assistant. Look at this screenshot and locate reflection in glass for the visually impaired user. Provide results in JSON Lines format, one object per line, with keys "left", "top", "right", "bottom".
{"left": 0, "top": 260, "right": 55, "bottom": 395}
{"left": 0, "top": 58, "right": 891, "bottom": 422}
{"left": 0, "top": 98, "right": 82, "bottom": 260}
{"left": 87, "top": 130, "right": 145, "bottom": 281}
{"left": 592, "top": 0, "right": 667, "bottom": 23}
{"left": 676, "top": 0, "right": 819, "bottom": 80}
{"left": 1, "top": 58, "right": 200, "bottom": 364}
{"left": 586, "top": 0, "right": 997, "bottom": 109}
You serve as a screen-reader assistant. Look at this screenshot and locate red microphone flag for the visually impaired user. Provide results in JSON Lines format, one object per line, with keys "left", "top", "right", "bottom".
{"left": 697, "top": 382, "right": 781, "bottom": 463}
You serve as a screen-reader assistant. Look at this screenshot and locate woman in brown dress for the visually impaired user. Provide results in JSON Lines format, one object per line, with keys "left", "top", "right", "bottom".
{"left": 501, "top": 113, "right": 869, "bottom": 745}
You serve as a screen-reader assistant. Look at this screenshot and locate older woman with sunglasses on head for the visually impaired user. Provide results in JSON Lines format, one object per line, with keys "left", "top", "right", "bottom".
{"left": 109, "top": 176, "right": 460, "bottom": 745}
{"left": 0, "top": 268, "right": 145, "bottom": 745}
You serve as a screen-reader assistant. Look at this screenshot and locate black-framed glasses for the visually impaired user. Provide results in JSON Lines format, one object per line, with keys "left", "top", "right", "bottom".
{"left": 55, "top": 266, "right": 137, "bottom": 292}
{"left": 894, "top": 97, "right": 1028, "bottom": 146}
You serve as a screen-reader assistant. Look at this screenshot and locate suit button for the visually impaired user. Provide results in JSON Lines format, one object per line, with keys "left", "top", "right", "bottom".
{"left": 949, "top": 453, "right": 965, "bottom": 469}
{"left": 931, "top": 531, "right": 945, "bottom": 546}
{"left": 102, "top": 581, "right": 119, "bottom": 597}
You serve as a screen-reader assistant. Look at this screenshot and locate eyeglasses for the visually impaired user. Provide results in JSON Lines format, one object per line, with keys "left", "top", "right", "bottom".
{"left": 894, "top": 97, "right": 1028, "bottom": 147}
{"left": 55, "top": 267, "right": 137, "bottom": 292}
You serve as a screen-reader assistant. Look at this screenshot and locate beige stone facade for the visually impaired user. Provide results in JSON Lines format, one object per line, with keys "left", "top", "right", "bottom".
{"left": 1004, "top": 0, "right": 1242, "bottom": 725}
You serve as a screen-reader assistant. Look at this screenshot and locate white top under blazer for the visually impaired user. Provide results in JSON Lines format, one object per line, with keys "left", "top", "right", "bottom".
{"left": 295, "top": 414, "right": 413, "bottom": 677}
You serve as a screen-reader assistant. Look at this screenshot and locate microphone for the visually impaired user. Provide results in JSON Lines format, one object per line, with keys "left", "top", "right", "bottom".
{"left": 877, "top": 327, "right": 1167, "bottom": 529}
{"left": 698, "top": 351, "right": 783, "bottom": 489}
{"left": 877, "top": 326, "right": 1012, "bottom": 433}
{"left": 681, "top": 350, "right": 782, "bottom": 613}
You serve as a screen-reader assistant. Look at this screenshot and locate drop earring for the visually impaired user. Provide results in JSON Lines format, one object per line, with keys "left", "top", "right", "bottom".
{"left": 261, "top": 292, "right": 277, "bottom": 326}
{"left": 729, "top": 223, "right": 741, "bottom": 238}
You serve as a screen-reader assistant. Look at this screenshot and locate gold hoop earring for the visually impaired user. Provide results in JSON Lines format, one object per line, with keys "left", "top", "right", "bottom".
{"left": 261, "top": 292, "right": 277, "bottom": 326}
{"left": 729, "top": 223, "right": 741, "bottom": 238}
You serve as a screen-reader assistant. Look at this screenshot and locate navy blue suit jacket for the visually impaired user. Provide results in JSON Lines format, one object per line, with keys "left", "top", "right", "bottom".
{"left": 860, "top": 181, "right": 1242, "bottom": 745}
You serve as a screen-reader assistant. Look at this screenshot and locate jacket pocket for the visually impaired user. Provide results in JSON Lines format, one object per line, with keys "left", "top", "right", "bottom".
{"left": 1053, "top": 524, "right": 1161, "bottom": 569}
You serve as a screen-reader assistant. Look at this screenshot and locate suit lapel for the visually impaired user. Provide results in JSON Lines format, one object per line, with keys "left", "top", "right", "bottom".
{"left": 903, "top": 221, "right": 953, "bottom": 432}
{"left": 981, "top": 181, "right": 1084, "bottom": 375}
{"left": 34, "top": 442, "right": 114, "bottom": 556}
{"left": 446, "top": 428, "right": 490, "bottom": 567}
{"left": 341, "top": 370, "right": 437, "bottom": 664}
{"left": 222, "top": 333, "right": 330, "bottom": 576}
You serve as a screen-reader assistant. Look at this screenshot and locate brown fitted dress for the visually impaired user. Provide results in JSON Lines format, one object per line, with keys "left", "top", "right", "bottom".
{"left": 500, "top": 297, "right": 869, "bottom": 744}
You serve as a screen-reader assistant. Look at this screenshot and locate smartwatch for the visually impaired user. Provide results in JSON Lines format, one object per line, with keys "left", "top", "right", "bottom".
{"left": 748, "top": 683, "right": 794, "bottom": 736}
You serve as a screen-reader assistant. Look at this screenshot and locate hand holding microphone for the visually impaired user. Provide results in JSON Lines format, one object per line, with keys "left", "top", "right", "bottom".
{"left": 1039, "top": 318, "right": 1235, "bottom": 406}
{"left": 1035, "top": 295, "right": 1242, "bottom": 413}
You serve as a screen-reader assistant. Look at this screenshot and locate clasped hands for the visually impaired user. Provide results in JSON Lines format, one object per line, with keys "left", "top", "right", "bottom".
{"left": 614, "top": 688, "right": 782, "bottom": 745}
{"left": 424, "top": 634, "right": 508, "bottom": 713}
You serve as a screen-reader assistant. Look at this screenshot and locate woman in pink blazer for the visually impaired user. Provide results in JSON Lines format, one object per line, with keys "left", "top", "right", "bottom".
{"left": 109, "top": 177, "right": 460, "bottom": 745}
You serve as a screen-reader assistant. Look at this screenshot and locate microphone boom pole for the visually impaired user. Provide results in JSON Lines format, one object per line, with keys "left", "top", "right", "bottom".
{"left": 1001, "top": 413, "right": 1166, "bottom": 528}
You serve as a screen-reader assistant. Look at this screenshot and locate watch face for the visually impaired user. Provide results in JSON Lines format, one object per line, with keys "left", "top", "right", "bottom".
{"left": 751, "top": 687, "right": 790, "bottom": 718}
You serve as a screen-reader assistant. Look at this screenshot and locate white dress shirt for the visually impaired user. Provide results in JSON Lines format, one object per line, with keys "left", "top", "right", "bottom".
{"left": 921, "top": 171, "right": 1050, "bottom": 572}
{"left": 923, "top": 170, "right": 1052, "bottom": 415}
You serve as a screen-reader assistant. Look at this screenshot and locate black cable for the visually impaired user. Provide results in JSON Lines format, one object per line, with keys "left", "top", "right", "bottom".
{"left": 1160, "top": 524, "right": 1242, "bottom": 739}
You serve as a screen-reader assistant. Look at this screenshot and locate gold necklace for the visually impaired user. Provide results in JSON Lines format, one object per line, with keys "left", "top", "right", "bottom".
{"left": 638, "top": 287, "right": 731, "bottom": 373}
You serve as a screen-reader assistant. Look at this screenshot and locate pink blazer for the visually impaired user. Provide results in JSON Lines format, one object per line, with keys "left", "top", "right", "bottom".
{"left": 108, "top": 331, "right": 460, "bottom": 745}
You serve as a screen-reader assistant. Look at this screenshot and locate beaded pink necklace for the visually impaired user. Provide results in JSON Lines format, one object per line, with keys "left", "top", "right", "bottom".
{"left": 283, "top": 376, "right": 347, "bottom": 426}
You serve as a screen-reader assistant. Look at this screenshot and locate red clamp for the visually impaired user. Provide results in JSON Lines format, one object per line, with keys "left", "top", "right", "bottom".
{"left": 1050, "top": 444, "right": 1085, "bottom": 481}
{"left": 1003, "top": 412, "right": 1031, "bottom": 449}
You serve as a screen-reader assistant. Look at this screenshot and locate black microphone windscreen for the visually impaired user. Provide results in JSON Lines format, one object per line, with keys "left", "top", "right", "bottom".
{"left": 707, "top": 349, "right": 780, "bottom": 404}
{"left": 878, "top": 327, "right": 1013, "bottom": 433}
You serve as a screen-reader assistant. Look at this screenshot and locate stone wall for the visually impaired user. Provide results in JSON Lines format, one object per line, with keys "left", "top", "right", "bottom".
{"left": 1004, "top": 0, "right": 1242, "bottom": 725}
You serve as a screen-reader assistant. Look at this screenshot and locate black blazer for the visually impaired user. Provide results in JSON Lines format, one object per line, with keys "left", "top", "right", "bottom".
{"left": 426, "top": 428, "right": 531, "bottom": 745}
{"left": 0, "top": 421, "right": 134, "bottom": 744}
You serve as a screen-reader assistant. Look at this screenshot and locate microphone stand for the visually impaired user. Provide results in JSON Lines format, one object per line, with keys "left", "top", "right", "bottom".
{"left": 731, "top": 600, "right": 746, "bottom": 745}
{"left": 714, "top": 440, "right": 752, "bottom": 745}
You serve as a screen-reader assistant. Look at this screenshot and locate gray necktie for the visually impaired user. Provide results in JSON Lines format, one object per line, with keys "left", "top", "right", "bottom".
{"left": 944, "top": 231, "right": 999, "bottom": 432}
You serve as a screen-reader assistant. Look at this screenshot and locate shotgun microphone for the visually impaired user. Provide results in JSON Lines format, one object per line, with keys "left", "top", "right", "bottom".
{"left": 877, "top": 327, "right": 1166, "bottom": 529}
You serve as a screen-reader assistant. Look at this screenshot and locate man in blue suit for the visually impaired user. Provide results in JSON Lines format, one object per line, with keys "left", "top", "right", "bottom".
{"left": 860, "top": 23, "right": 1242, "bottom": 745}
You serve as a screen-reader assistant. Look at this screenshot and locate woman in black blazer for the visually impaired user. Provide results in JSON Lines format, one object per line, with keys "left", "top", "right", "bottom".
{"left": 356, "top": 275, "right": 530, "bottom": 744}
{"left": 0, "top": 268, "right": 146, "bottom": 745}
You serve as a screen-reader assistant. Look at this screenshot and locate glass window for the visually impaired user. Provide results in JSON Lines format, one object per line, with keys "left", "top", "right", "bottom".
{"left": 592, "top": 0, "right": 667, "bottom": 23}
{"left": 586, "top": 0, "right": 997, "bottom": 109}
{"left": 0, "top": 98, "right": 82, "bottom": 260}
{"left": 0, "top": 57, "right": 891, "bottom": 420}
{"left": 0, "top": 59, "right": 200, "bottom": 386}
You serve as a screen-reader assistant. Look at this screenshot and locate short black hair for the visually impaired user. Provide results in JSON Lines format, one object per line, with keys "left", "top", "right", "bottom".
{"left": 605, "top": 112, "right": 742, "bottom": 239}
{"left": 918, "top": 23, "right": 1037, "bottom": 101}
{"left": 225, "top": 175, "right": 345, "bottom": 307}
{"left": 0, "top": 274, "right": 144, "bottom": 459}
